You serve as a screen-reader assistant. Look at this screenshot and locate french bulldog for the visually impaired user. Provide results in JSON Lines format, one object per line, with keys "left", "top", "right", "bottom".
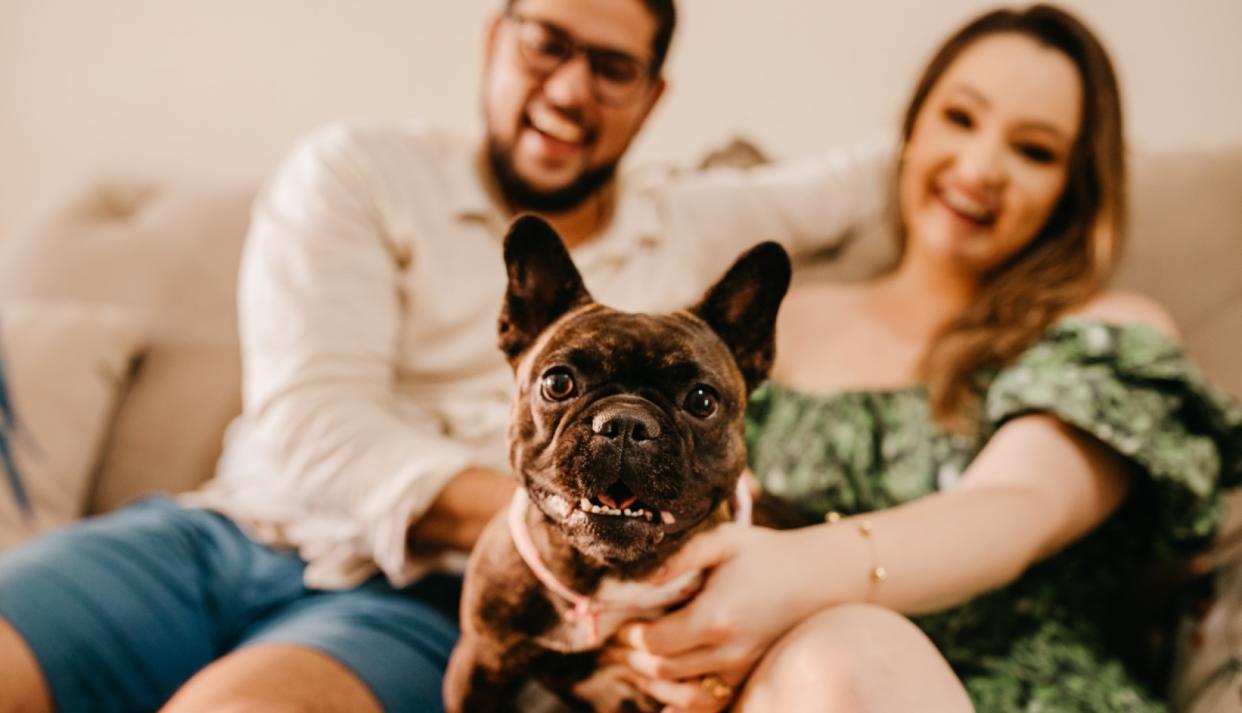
{"left": 443, "top": 215, "right": 791, "bottom": 713}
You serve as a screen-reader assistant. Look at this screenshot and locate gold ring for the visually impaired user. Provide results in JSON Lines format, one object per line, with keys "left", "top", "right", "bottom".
{"left": 700, "top": 674, "right": 733, "bottom": 701}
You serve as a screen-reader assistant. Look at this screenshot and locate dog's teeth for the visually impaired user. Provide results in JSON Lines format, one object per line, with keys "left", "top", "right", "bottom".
{"left": 585, "top": 501, "right": 659, "bottom": 518}
{"left": 660, "top": 511, "right": 676, "bottom": 525}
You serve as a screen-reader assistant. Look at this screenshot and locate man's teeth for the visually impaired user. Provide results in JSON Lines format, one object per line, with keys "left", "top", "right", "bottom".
{"left": 529, "top": 107, "right": 585, "bottom": 143}
{"left": 940, "top": 186, "right": 995, "bottom": 221}
{"left": 578, "top": 497, "right": 655, "bottom": 521}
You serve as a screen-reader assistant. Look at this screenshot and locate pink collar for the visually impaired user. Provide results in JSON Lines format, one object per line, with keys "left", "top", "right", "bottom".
{"left": 507, "top": 480, "right": 753, "bottom": 646}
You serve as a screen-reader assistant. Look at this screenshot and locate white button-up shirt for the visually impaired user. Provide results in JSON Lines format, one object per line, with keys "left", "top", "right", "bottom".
{"left": 185, "top": 122, "right": 890, "bottom": 589}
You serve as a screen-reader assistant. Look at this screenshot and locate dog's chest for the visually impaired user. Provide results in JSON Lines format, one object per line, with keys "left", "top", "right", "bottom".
{"left": 533, "top": 572, "right": 702, "bottom": 652}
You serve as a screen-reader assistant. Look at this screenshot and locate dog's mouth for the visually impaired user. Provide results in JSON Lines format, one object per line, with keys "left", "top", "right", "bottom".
{"left": 526, "top": 478, "right": 720, "bottom": 555}
{"left": 575, "top": 482, "right": 675, "bottom": 526}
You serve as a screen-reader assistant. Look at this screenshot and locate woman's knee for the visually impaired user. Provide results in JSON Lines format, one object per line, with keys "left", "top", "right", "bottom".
{"left": 766, "top": 605, "right": 907, "bottom": 686}
{"left": 739, "top": 604, "right": 971, "bottom": 713}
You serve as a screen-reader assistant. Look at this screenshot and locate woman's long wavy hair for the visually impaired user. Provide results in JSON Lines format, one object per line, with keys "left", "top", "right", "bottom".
{"left": 897, "top": 4, "right": 1127, "bottom": 428}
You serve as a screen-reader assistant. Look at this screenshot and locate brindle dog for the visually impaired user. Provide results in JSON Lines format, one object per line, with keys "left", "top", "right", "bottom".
{"left": 443, "top": 215, "right": 792, "bottom": 713}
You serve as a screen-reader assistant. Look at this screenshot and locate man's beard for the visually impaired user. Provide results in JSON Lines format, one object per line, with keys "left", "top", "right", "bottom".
{"left": 487, "top": 137, "right": 617, "bottom": 214}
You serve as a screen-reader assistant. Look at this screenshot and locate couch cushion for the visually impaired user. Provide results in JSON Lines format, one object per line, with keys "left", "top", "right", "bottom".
{"left": 1116, "top": 148, "right": 1242, "bottom": 400}
{"left": 0, "top": 182, "right": 252, "bottom": 512}
{"left": 0, "top": 300, "right": 142, "bottom": 548}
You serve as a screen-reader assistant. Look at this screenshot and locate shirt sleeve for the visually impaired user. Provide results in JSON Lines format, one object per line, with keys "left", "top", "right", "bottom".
{"left": 237, "top": 125, "right": 476, "bottom": 585}
{"left": 660, "top": 134, "right": 895, "bottom": 272}
{"left": 983, "top": 318, "right": 1242, "bottom": 556}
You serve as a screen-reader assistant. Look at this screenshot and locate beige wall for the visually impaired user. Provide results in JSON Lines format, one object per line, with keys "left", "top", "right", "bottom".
{"left": 3, "top": 0, "right": 1240, "bottom": 241}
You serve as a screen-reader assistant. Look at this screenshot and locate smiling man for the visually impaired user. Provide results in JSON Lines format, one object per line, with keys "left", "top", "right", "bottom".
{"left": 0, "top": 1, "right": 888, "bottom": 712}
{"left": 485, "top": 0, "right": 670, "bottom": 217}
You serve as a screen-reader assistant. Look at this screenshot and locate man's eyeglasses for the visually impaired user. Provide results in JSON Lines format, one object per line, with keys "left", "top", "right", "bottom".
{"left": 506, "top": 13, "right": 653, "bottom": 107}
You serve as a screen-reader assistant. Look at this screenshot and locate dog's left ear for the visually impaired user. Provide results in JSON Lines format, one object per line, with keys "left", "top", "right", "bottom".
{"left": 498, "top": 214, "right": 594, "bottom": 365}
{"left": 690, "top": 242, "right": 791, "bottom": 391}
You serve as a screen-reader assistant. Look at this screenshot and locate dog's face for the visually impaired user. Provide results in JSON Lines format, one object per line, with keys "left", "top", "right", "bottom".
{"left": 498, "top": 216, "right": 790, "bottom": 565}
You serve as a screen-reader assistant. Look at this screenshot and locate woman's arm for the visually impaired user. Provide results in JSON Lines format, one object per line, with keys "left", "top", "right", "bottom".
{"left": 651, "top": 290, "right": 1173, "bottom": 629}
{"left": 833, "top": 413, "right": 1132, "bottom": 615}
{"left": 616, "top": 413, "right": 1132, "bottom": 684}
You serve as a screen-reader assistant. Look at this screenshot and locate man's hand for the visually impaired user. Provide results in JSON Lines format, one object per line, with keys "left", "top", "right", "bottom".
{"left": 407, "top": 467, "right": 516, "bottom": 552}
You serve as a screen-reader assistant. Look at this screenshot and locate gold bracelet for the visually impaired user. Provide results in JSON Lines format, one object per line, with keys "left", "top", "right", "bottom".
{"left": 825, "top": 511, "right": 887, "bottom": 602}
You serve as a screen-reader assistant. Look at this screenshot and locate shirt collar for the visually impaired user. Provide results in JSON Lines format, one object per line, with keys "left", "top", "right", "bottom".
{"left": 446, "top": 139, "right": 664, "bottom": 258}
{"left": 568, "top": 172, "right": 663, "bottom": 270}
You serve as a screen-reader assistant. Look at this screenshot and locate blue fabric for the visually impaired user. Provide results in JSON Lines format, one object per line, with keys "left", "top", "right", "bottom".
{"left": 0, "top": 497, "right": 460, "bottom": 713}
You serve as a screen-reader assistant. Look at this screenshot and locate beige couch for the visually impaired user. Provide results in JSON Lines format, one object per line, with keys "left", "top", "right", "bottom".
{"left": 0, "top": 147, "right": 1239, "bottom": 708}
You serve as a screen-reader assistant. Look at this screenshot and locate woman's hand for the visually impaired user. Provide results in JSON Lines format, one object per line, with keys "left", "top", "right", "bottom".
{"left": 609, "top": 523, "right": 834, "bottom": 711}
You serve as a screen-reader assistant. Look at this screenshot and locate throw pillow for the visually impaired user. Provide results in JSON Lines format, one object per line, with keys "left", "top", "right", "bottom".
{"left": 0, "top": 300, "right": 142, "bottom": 550}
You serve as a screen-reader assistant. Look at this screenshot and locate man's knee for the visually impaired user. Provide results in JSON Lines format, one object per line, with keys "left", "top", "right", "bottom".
{"left": 166, "top": 699, "right": 308, "bottom": 713}
{"left": 161, "top": 645, "right": 384, "bottom": 713}
{"left": 0, "top": 615, "right": 53, "bottom": 713}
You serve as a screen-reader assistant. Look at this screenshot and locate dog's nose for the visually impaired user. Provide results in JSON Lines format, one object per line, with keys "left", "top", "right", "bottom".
{"left": 591, "top": 407, "right": 661, "bottom": 443}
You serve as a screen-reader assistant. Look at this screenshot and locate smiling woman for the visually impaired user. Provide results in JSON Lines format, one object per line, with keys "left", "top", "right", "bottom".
{"left": 899, "top": 37, "right": 1081, "bottom": 276}
{"left": 611, "top": 6, "right": 1242, "bottom": 713}
{"left": 897, "top": 13, "right": 1128, "bottom": 429}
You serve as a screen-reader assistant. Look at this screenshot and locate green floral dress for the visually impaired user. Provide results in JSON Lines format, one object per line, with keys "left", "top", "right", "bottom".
{"left": 746, "top": 318, "right": 1242, "bottom": 712}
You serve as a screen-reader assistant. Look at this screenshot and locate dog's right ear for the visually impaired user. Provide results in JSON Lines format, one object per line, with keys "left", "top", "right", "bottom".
{"left": 690, "top": 241, "right": 791, "bottom": 391}
{"left": 498, "top": 215, "right": 593, "bottom": 365}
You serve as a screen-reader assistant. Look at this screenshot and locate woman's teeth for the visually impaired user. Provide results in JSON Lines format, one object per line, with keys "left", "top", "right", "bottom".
{"left": 529, "top": 107, "right": 585, "bottom": 143}
{"left": 940, "top": 186, "right": 996, "bottom": 223}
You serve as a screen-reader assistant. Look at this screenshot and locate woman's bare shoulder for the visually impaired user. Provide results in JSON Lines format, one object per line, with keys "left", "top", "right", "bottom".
{"left": 1067, "top": 289, "right": 1181, "bottom": 340}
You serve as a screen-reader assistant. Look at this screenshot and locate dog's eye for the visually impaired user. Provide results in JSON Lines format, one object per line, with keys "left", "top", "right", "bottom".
{"left": 683, "top": 385, "right": 719, "bottom": 418}
{"left": 540, "top": 369, "right": 577, "bottom": 401}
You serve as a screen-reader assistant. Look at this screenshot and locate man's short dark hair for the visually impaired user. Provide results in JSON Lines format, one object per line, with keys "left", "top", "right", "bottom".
{"left": 504, "top": 0, "right": 676, "bottom": 76}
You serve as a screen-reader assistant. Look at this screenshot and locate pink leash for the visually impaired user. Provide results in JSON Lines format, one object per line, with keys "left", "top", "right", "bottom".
{"left": 507, "top": 480, "right": 753, "bottom": 646}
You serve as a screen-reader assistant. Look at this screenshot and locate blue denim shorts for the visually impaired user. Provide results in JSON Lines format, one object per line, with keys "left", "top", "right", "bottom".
{"left": 0, "top": 497, "right": 461, "bottom": 713}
